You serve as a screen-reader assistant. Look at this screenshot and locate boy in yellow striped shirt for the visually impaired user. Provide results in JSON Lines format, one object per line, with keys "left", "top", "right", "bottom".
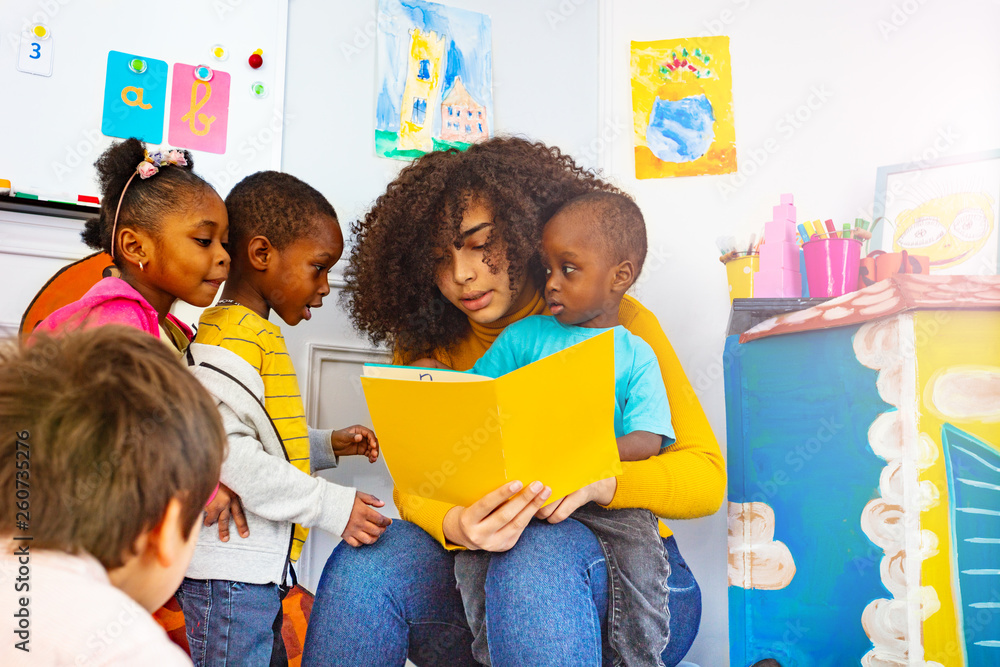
{"left": 178, "top": 172, "right": 391, "bottom": 666}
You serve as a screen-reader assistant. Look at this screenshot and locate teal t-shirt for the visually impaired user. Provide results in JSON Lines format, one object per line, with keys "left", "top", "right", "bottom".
{"left": 470, "top": 315, "right": 674, "bottom": 445}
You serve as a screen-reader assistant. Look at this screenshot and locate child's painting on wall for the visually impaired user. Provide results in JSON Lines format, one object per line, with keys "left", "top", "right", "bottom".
{"left": 375, "top": 0, "right": 493, "bottom": 161}
{"left": 875, "top": 152, "right": 1000, "bottom": 275}
{"left": 630, "top": 36, "right": 736, "bottom": 179}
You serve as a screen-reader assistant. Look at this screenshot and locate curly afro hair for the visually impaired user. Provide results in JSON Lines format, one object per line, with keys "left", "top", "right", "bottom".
{"left": 81, "top": 138, "right": 214, "bottom": 266}
{"left": 343, "top": 136, "right": 624, "bottom": 361}
{"left": 225, "top": 170, "right": 338, "bottom": 252}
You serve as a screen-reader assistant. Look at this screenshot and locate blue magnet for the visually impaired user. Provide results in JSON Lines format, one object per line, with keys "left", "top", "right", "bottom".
{"left": 194, "top": 65, "right": 213, "bottom": 81}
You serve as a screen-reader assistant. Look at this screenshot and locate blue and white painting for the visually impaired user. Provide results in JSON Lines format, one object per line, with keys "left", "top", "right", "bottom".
{"left": 375, "top": 0, "right": 493, "bottom": 160}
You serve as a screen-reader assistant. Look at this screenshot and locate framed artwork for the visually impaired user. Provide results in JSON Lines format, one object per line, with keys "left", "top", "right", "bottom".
{"left": 873, "top": 149, "right": 1000, "bottom": 275}
{"left": 630, "top": 36, "right": 736, "bottom": 179}
{"left": 375, "top": 0, "right": 493, "bottom": 161}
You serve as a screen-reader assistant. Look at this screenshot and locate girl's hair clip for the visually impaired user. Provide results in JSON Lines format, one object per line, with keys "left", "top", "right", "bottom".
{"left": 137, "top": 149, "right": 189, "bottom": 180}
{"left": 110, "top": 147, "right": 191, "bottom": 259}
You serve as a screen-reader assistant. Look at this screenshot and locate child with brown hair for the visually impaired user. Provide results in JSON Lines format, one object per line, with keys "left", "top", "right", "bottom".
{"left": 0, "top": 326, "right": 226, "bottom": 665}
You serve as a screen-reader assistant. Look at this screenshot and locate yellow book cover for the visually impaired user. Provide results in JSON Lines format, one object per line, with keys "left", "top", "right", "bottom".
{"left": 360, "top": 331, "right": 623, "bottom": 507}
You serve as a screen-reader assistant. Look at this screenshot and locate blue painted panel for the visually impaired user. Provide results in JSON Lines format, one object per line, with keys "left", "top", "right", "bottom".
{"left": 726, "top": 326, "right": 891, "bottom": 666}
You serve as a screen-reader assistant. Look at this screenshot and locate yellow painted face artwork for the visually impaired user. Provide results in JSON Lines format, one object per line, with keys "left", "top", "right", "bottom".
{"left": 893, "top": 192, "right": 995, "bottom": 269}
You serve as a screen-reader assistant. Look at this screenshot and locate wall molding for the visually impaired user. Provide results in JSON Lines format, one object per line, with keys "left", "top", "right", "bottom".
{"left": 0, "top": 209, "right": 90, "bottom": 262}
{"left": 304, "top": 342, "right": 390, "bottom": 424}
{"left": 1, "top": 243, "right": 88, "bottom": 262}
{"left": 327, "top": 255, "right": 349, "bottom": 290}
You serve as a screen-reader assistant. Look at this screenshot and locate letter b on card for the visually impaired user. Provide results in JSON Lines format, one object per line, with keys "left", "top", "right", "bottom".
{"left": 168, "top": 64, "right": 231, "bottom": 154}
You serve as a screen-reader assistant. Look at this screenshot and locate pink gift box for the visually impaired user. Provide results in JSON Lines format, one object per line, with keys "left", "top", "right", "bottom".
{"left": 760, "top": 241, "right": 801, "bottom": 269}
{"left": 765, "top": 220, "right": 798, "bottom": 243}
{"left": 755, "top": 267, "right": 802, "bottom": 298}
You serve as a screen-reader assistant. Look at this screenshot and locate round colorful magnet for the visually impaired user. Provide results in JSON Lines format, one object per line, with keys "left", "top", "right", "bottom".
{"left": 128, "top": 58, "right": 147, "bottom": 74}
{"left": 31, "top": 24, "right": 50, "bottom": 40}
{"left": 248, "top": 52, "right": 263, "bottom": 69}
{"left": 250, "top": 81, "right": 268, "bottom": 98}
{"left": 211, "top": 44, "right": 229, "bottom": 61}
{"left": 194, "top": 65, "right": 214, "bottom": 82}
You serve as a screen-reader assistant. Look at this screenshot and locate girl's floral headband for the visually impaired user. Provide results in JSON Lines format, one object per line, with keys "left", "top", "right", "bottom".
{"left": 110, "top": 149, "right": 189, "bottom": 259}
{"left": 136, "top": 149, "right": 188, "bottom": 179}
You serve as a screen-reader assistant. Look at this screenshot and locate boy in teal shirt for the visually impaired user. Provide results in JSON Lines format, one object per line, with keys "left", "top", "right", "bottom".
{"left": 455, "top": 192, "right": 675, "bottom": 666}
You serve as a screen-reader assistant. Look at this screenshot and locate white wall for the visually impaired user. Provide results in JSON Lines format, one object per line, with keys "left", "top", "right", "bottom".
{"left": 602, "top": 1, "right": 1000, "bottom": 665}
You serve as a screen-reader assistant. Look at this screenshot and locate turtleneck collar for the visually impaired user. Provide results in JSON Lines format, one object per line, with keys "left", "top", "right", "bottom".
{"left": 468, "top": 287, "right": 548, "bottom": 348}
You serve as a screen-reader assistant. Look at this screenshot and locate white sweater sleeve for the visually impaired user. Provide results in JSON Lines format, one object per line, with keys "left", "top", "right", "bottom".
{"left": 309, "top": 427, "right": 339, "bottom": 473}
{"left": 218, "top": 401, "right": 356, "bottom": 538}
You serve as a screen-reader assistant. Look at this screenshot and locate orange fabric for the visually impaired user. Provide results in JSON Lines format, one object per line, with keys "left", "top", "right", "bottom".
{"left": 19, "top": 252, "right": 114, "bottom": 340}
{"left": 392, "top": 293, "right": 726, "bottom": 548}
{"left": 155, "top": 586, "right": 314, "bottom": 664}
{"left": 153, "top": 597, "right": 190, "bottom": 655}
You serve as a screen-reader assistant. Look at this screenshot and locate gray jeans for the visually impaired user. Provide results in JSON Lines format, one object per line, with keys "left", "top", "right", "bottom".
{"left": 454, "top": 503, "right": 670, "bottom": 666}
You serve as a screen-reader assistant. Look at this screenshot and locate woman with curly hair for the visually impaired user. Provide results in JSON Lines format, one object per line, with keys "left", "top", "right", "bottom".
{"left": 302, "top": 137, "right": 725, "bottom": 666}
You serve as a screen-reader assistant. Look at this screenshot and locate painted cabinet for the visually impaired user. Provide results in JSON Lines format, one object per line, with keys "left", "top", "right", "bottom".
{"left": 725, "top": 275, "right": 1000, "bottom": 667}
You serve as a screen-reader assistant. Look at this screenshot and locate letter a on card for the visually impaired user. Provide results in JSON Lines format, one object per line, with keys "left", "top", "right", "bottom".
{"left": 101, "top": 51, "right": 168, "bottom": 144}
{"left": 168, "top": 63, "right": 230, "bottom": 154}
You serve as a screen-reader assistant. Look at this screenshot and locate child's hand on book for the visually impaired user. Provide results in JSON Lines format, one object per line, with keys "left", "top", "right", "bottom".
{"left": 535, "top": 477, "right": 618, "bottom": 524}
{"left": 332, "top": 425, "right": 380, "bottom": 463}
{"left": 341, "top": 491, "right": 392, "bottom": 547}
{"left": 203, "top": 483, "right": 250, "bottom": 542}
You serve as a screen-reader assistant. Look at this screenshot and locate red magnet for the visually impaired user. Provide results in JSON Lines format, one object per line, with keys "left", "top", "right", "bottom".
{"left": 248, "top": 48, "right": 263, "bottom": 69}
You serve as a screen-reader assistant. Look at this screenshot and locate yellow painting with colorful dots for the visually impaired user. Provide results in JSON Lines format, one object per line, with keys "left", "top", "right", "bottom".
{"left": 630, "top": 36, "right": 736, "bottom": 179}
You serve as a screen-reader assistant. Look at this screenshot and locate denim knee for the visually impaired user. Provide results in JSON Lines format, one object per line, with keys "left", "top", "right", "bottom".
{"left": 488, "top": 518, "right": 605, "bottom": 578}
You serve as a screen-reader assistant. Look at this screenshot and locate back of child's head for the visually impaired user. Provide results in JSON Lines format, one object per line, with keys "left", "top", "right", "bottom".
{"left": 224, "top": 170, "right": 338, "bottom": 252}
{"left": 0, "top": 326, "right": 225, "bottom": 568}
{"left": 82, "top": 138, "right": 216, "bottom": 266}
{"left": 552, "top": 191, "right": 648, "bottom": 279}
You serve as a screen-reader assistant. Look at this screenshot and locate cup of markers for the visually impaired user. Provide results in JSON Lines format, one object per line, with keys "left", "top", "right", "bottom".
{"left": 718, "top": 234, "right": 762, "bottom": 304}
{"left": 724, "top": 253, "right": 758, "bottom": 302}
{"left": 798, "top": 219, "right": 869, "bottom": 298}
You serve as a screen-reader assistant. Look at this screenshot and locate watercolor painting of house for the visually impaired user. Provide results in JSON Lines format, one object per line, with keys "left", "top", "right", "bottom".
{"left": 376, "top": 0, "right": 493, "bottom": 160}
{"left": 440, "top": 76, "right": 488, "bottom": 144}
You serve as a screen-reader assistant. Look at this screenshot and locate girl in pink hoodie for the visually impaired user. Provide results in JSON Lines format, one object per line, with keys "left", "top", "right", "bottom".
{"left": 38, "top": 138, "right": 229, "bottom": 351}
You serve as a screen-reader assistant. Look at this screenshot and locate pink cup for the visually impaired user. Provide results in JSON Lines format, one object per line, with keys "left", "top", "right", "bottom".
{"left": 803, "top": 238, "right": 862, "bottom": 297}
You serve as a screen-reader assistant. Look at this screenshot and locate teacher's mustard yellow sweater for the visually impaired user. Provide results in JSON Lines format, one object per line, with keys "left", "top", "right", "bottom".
{"left": 393, "top": 292, "right": 726, "bottom": 548}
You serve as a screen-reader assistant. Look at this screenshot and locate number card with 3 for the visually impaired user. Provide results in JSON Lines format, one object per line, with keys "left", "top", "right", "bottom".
{"left": 16, "top": 30, "right": 53, "bottom": 77}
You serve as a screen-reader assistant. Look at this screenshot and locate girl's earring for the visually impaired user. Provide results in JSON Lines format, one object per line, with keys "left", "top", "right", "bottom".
{"left": 139, "top": 261, "right": 144, "bottom": 272}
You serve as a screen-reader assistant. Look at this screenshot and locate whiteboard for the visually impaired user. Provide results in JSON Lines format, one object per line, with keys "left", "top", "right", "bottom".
{"left": 0, "top": 0, "right": 287, "bottom": 201}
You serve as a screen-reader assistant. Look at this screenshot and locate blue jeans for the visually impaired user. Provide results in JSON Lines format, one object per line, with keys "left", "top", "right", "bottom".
{"left": 302, "top": 519, "right": 701, "bottom": 666}
{"left": 175, "top": 577, "right": 285, "bottom": 666}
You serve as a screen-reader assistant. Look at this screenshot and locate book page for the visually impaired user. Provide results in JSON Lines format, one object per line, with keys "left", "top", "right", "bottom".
{"left": 363, "top": 363, "right": 492, "bottom": 382}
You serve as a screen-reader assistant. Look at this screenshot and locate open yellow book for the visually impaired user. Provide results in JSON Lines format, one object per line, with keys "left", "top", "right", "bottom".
{"left": 360, "top": 330, "right": 623, "bottom": 507}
